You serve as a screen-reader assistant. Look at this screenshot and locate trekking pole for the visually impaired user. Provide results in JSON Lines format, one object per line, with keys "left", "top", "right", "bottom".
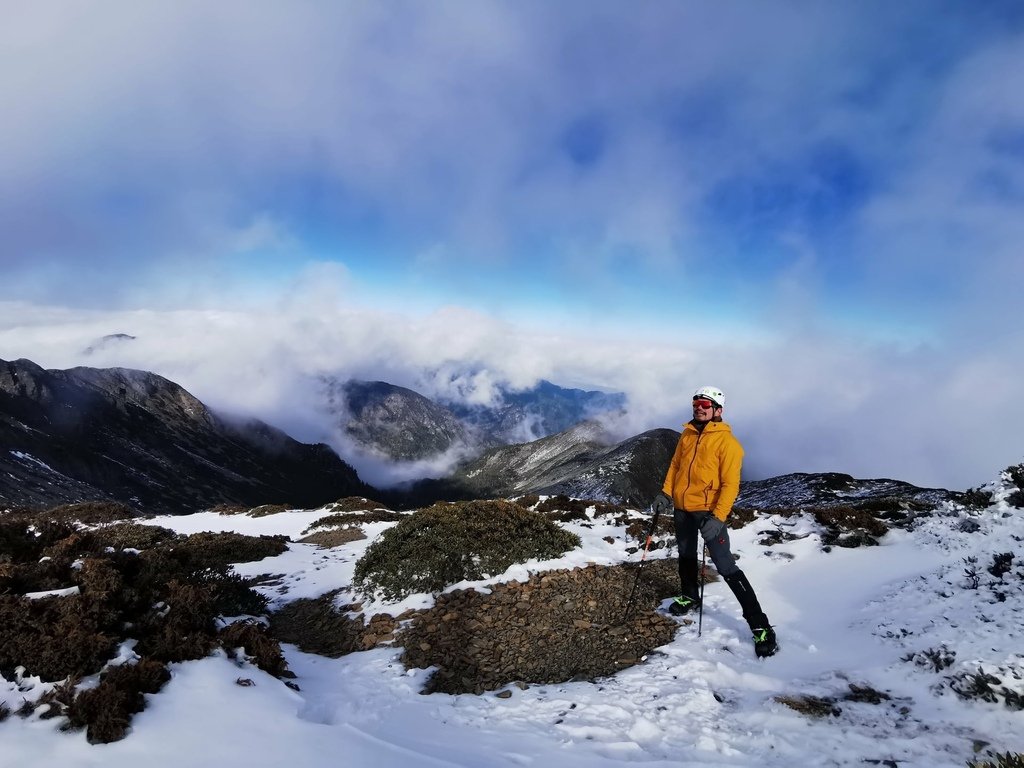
{"left": 698, "top": 544, "right": 706, "bottom": 637}
{"left": 621, "top": 505, "right": 661, "bottom": 624}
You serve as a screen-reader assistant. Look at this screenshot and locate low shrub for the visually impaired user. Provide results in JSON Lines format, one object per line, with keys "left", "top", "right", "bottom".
{"left": 66, "top": 659, "right": 170, "bottom": 743}
{"left": 903, "top": 646, "right": 956, "bottom": 672}
{"left": 727, "top": 507, "right": 759, "bottom": 529}
{"left": 948, "top": 666, "right": 1024, "bottom": 711}
{"left": 813, "top": 506, "right": 889, "bottom": 548}
{"left": 400, "top": 563, "right": 677, "bottom": 694}
{"left": 210, "top": 504, "right": 249, "bottom": 515}
{"left": 989, "top": 552, "right": 1014, "bottom": 579}
{"left": 0, "top": 559, "right": 72, "bottom": 594}
{"left": 297, "top": 528, "right": 367, "bottom": 548}
{"left": 303, "top": 510, "right": 405, "bottom": 532}
{"left": 969, "top": 752, "right": 1024, "bottom": 768}
{"left": 270, "top": 591, "right": 365, "bottom": 657}
{"left": 0, "top": 519, "right": 78, "bottom": 563}
{"left": 38, "top": 502, "right": 143, "bottom": 524}
{"left": 0, "top": 520, "right": 279, "bottom": 741}
{"left": 163, "top": 531, "right": 289, "bottom": 570}
{"left": 219, "top": 620, "right": 289, "bottom": 677}
{"left": 353, "top": 500, "right": 581, "bottom": 601}
{"left": 0, "top": 594, "right": 119, "bottom": 682}
{"left": 774, "top": 694, "right": 842, "bottom": 718}
{"left": 269, "top": 591, "right": 398, "bottom": 656}
{"left": 331, "top": 497, "right": 390, "bottom": 512}
{"left": 535, "top": 495, "right": 590, "bottom": 517}
{"left": 1005, "top": 464, "right": 1024, "bottom": 508}
{"left": 248, "top": 504, "right": 290, "bottom": 517}
{"left": 624, "top": 514, "right": 675, "bottom": 544}
{"left": 958, "top": 487, "right": 995, "bottom": 509}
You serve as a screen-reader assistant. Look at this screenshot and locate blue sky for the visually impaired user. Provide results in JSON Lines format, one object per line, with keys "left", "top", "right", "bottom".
{"left": 2, "top": 1, "right": 1024, "bottom": 488}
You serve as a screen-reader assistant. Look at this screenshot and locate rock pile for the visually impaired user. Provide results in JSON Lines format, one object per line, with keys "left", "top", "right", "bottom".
{"left": 400, "top": 561, "right": 680, "bottom": 695}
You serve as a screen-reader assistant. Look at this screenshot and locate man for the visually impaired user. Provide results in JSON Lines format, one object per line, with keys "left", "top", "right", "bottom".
{"left": 653, "top": 386, "right": 778, "bottom": 658}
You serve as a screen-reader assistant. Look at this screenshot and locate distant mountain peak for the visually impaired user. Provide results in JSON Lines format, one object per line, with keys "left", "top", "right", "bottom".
{"left": 324, "top": 379, "right": 468, "bottom": 462}
{"left": 83, "top": 333, "right": 137, "bottom": 355}
{"left": 319, "top": 375, "right": 626, "bottom": 466}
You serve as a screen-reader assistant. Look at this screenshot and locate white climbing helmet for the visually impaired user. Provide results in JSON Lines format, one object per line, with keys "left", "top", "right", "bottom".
{"left": 693, "top": 385, "right": 725, "bottom": 408}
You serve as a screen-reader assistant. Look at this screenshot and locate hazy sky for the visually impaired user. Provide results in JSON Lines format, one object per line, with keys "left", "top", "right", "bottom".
{"left": 2, "top": 1, "right": 1023, "bottom": 489}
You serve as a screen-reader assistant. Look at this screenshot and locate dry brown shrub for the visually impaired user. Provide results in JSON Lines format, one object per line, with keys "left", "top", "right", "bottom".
{"left": 248, "top": 504, "right": 290, "bottom": 517}
{"left": 297, "top": 528, "right": 367, "bottom": 548}
{"left": 270, "top": 591, "right": 366, "bottom": 657}
{"left": 66, "top": 659, "right": 170, "bottom": 743}
{"left": 210, "top": 504, "right": 249, "bottom": 515}
{"left": 75, "top": 558, "right": 125, "bottom": 599}
{"left": 219, "top": 620, "right": 290, "bottom": 677}
{"left": 165, "top": 531, "right": 289, "bottom": 570}
{"left": 400, "top": 563, "right": 678, "bottom": 695}
{"left": 331, "top": 497, "right": 390, "bottom": 512}
{"left": 92, "top": 523, "right": 177, "bottom": 551}
{"left": 774, "top": 694, "right": 842, "bottom": 718}
{"left": 0, "top": 519, "right": 78, "bottom": 563}
{"left": 969, "top": 753, "right": 1024, "bottom": 768}
{"left": 40, "top": 502, "right": 143, "bottom": 524}
{"left": 0, "top": 559, "right": 72, "bottom": 594}
{"left": 624, "top": 514, "right": 676, "bottom": 543}
{"left": 303, "top": 510, "right": 405, "bottom": 532}
{"left": 812, "top": 506, "right": 890, "bottom": 548}
{"left": 535, "top": 495, "right": 590, "bottom": 516}
{"left": 727, "top": 507, "right": 758, "bottom": 529}
{"left": 591, "top": 501, "right": 628, "bottom": 518}
{"left": 0, "top": 594, "right": 118, "bottom": 682}
{"left": 133, "top": 580, "right": 218, "bottom": 663}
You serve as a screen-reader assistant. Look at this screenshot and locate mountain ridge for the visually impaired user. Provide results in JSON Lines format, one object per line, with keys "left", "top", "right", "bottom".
{"left": 0, "top": 358, "right": 959, "bottom": 515}
{"left": 0, "top": 358, "right": 372, "bottom": 514}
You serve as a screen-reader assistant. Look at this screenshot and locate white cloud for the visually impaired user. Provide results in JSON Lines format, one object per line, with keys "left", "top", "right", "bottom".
{"left": 1, "top": 296, "right": 1020, "bottom": 492}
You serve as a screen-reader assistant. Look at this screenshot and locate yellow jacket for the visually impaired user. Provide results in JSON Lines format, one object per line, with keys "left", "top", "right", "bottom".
{"left": 661, "top": 420, "right": 744, "bottom": 521}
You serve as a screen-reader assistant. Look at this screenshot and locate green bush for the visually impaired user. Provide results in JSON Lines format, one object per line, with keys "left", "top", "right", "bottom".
{"left": 353, "top": 500, "right": 580, "bottom": 601}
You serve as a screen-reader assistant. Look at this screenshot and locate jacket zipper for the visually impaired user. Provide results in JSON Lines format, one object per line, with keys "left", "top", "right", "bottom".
{"left": 682, "top": 429, "right": 703, "bottom": 510}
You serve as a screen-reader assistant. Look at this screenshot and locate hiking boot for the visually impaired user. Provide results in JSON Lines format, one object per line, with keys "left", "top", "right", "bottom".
{"left": 668, "top": 595, "right": 701, "bottom": 616}
{"left": 752, "top": 626, "right": 778, "bottom": 658}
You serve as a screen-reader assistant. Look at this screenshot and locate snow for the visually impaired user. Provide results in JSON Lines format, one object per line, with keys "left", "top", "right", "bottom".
{"left": 2, "top": 485, "right": 1023, "bottom": 767}
{"left": 8, "top": 451, "right": 56, "bottom": 472}
{"left": 24, "top": 586, "right": 80, "bottom": 600}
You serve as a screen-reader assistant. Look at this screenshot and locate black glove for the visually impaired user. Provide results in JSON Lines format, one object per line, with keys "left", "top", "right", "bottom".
{"left": 652, "top": 493, "right": 673, "bottom": 515}
{"left": 698, "top": 512, "right": 726, "bottom": 539}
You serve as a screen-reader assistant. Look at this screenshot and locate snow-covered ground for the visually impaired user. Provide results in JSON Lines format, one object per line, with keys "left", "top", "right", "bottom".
{"left": 2, "top": 475, "right": 1023, "bottom": 768}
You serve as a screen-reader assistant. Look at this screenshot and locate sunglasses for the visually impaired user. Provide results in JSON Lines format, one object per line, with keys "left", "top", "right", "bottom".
{"left": 692, "top": 398, "right": 718, "bottom": 409}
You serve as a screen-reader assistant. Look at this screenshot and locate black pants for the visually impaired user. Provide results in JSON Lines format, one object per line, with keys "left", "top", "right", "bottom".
{"left": 674, "top": 508, "right": 740, "bottom": 582}
{"left": 673, "top": 508, "right": 769, "bottom": 629}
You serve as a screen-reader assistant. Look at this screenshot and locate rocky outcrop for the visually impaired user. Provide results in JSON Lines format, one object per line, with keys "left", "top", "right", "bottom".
{"left": 0, "top": 358, "right": 373, "bottom": 514}
{"left": 736, "top": 471, "right": 953, "bottom": 510}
